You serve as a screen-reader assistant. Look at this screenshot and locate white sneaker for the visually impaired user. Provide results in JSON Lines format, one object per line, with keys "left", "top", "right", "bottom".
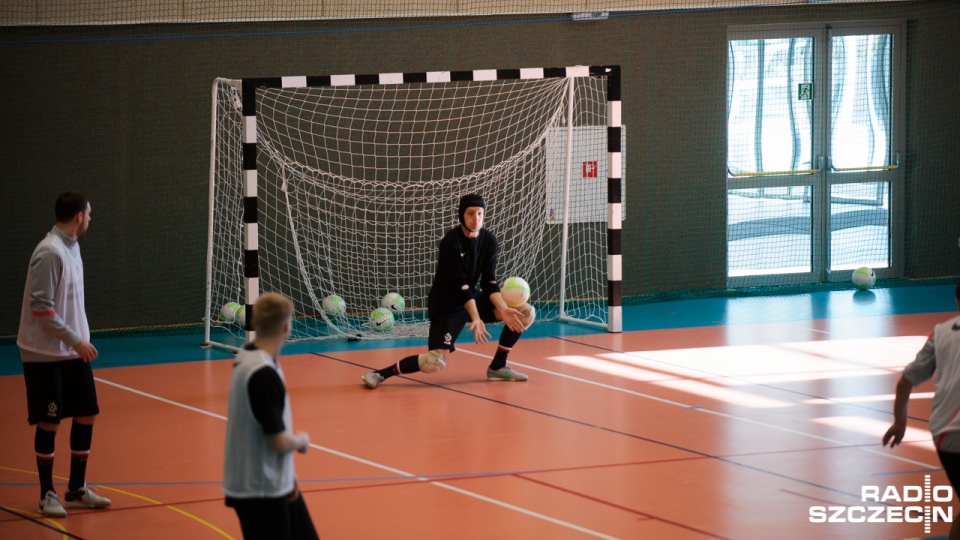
{"left": 39, "top": 490, "right": 67, "bottom": 517}
{"left": 362, "top": 371, "right": 384, "bottom": 389}
{"left": 487, "top": 365, "right": 529, "bottom": 381}
{"left": 64, "top": 484, "right": 112, "bottom": 508}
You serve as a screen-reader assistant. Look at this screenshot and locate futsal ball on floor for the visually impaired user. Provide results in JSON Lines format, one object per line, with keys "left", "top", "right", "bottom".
{"left": 220, "top": 302, "right": 241, "bottom": 323}
{"left": 852, "top": 267, "right": 876, "bottom": 290}
{"left": 370, "top": 307, "right": 395, "bottom": 333}
{"left": 381, "top": 292, "right": 405, "bottom": 314}
{"left": 322, "top": 295, "right": 346, "bottom": 317}
{"left": 501, "top": 276, "right": 531, "bottom": 307}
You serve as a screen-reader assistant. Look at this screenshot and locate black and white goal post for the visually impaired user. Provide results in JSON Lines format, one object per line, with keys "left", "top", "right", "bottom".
{"left": 599, "top": 65, "right": 623, "bottom": 334}
{"left": 204, "top": 65, "right": 623, "bottom": 349}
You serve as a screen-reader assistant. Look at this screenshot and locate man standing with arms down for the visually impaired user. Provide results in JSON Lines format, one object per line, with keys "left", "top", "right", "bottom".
{"left": 223, "top": 292, "right": 318, "bottom": 539}
{"left": 18, "top": 191, "right": 111, "bottom": 517}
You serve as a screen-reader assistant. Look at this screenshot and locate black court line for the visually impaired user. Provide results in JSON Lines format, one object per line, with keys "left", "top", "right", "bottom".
{"left": 312, "top": 352, "right": 868, "bottom": 502}
{"left": 555, "top": 334, "right": 932, "bottom": 423}
{"left": 0, "top": 505, "right": 87, "bottom": 539}
{"left": 515, "top": 474, "right": 734, "bottom": 540}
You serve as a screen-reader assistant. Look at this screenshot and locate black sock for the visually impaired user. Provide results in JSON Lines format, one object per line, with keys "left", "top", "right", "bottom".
{"left": 377, "top": 355, "right": 420, "bottom": 379}
{"left": 35, "top": 426, "right": 57, "bottom": 498}
{"left": 490, "top": 328, "right": 523, "bottom": 371}
{"left": 68, "top": 422, "right": 94, "bottom": 492}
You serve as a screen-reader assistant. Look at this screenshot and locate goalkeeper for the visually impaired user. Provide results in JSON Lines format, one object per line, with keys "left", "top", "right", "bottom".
{"left": 362, "top": 193, "right": 535, "bottom": 389}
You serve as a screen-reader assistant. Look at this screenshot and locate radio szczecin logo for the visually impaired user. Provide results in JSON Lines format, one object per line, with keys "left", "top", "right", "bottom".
{"left": 809, "top": 475, "right": 953, "bottom": 534}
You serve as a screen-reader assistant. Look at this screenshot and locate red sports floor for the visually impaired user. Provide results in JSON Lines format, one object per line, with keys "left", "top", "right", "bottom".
{"left": 0, "top": 305, "right": 956, "bottom": 539}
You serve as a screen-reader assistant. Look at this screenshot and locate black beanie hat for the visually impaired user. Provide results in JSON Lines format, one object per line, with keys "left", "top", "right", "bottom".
{"left": 458, "top": 193, "right": 486, "bottom": 223}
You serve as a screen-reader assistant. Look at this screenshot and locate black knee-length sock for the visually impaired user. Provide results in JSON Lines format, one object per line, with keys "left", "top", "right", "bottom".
{"left": 377, "top": 355, "right": 420, "bottom": 379}
{"left": 35, "top": 426, "right": 57, "bottom": 498}
{"left": 490, "top": 328, "right": 523, "bottom": 370}
{"left": 68, "top": 422, "right": 94, "bottom": 492}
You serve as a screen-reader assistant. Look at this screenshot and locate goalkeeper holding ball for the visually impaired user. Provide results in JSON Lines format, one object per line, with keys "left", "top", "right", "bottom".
{"left": 362, "top": 193, "right": 535, "bottom": 389}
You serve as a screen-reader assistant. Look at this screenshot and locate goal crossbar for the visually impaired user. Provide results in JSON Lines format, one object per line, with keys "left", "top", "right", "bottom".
{"left": 204, "top": 65, "right": 623, "bottom": 348}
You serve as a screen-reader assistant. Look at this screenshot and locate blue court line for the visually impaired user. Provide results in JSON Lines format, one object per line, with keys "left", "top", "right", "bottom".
{"left": 0, "top": 15, "right": 574, "bottom": 46}
{"left": 0, "top": 464, "right": 665, "bottom": 487}
{"left": 872, "top": 468, "right": 946, "bottom": 476}
{"left": 0, "top": 2, "right": 813, "bottom": 47}
{"left": 1, "top": 284, "right": 954, "bottom": 376}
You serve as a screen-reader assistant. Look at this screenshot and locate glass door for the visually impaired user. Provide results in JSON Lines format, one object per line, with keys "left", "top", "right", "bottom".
{"left": 726, "top": 22, "right": 904, "bottom": 287}
{"left": 825, "top": 25, "right": 904, "bottom": 279}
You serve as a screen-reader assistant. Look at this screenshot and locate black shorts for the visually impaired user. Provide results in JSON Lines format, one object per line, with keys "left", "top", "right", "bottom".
{"left": 22, "top": 359, "right": 100, "bottom": 425}
{"left": 428, "top": 294, "right": 498, "bottom": 352}
{"left": 226, "top": 490, "right": 319, "bottom": 540}
{"left": 938, "top": 448, "right": 960, "bottom": 493}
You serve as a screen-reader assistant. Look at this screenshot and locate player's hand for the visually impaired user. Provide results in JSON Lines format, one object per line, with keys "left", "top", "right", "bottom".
{"left": 882, "top": 422, "right": 906, "bottom": 448}
{"left": 498, "top": 307, "right": 525, "bottom": 333}
{"left": 74, "top": 341, "right": 98, "bottom": 362}
{"left": 296, "top": 432, "right": 310, "bottom": 453}
{"left": 469, "top": 319, "right": 491, "bottom": 344}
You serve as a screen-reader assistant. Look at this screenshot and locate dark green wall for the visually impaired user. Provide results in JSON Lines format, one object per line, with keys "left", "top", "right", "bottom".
{"left": 2, "top": 0, "right": 958, "bottom": 336}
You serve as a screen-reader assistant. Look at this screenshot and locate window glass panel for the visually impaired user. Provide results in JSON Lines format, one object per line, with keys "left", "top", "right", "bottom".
{"left": 728, "top": 38, "right": 814, "bottom": 175}
{"left": 728, "top": 188, "right": 812, "bottom": 276}
{"left": 829, "top": 182, "right": 889, "bottom": 270}
{"left": 830, "top": 34, "right": 892, "bottom": 170}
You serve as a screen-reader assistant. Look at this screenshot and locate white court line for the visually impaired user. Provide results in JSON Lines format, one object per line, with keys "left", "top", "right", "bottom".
{"left": 96, "top": 377, "right": 229, "bottom": 420}
{"left": 456, "top": 348, "right": 940, "bottom": 470}
{"left": 94, "top": 376, "right": 618, "bottom": 540}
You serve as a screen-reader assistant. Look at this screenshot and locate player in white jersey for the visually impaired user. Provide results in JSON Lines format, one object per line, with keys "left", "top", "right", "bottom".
{"left": 18, "top": 191, "right": 111, "bottom": 517}
{"left": 223, "top": 292, "right": 318, "bottom": 540}
{"left": 884, "top": 280, "right": 960, "bottom": 540}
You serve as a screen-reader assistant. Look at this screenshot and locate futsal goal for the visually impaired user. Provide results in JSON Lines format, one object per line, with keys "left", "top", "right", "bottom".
{"left": 204, "top": 65, "right": 623, "bottom": 348}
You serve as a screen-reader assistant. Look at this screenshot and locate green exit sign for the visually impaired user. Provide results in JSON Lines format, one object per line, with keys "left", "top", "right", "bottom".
{"left": 798, "top": 83, "right": 814, "bottom": 100}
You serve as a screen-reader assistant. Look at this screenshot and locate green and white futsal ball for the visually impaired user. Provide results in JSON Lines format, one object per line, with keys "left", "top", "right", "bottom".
{"left": 322, "top": 295, "right": 346, "bottom": 317}
{"left": 501, "top": 276, "right": 531, "bottom": 307}
{"left": 370, "top": 307, "right": 395, "bottom": 333}
{"left": 235, "top": 305, "right": 246, "bottom": 328}
{"left": 852, "top": 267, "right": 876, "bottom": 290}
{"left": 381, "top": 292, "right": 405, "bottom": 315}
{"left": 221, "top": 302, "right": 241, "bottom": 323}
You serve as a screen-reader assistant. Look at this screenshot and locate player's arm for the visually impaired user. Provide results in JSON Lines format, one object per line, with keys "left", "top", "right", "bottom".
{"left": 465, "top": 298, "right": 491, "bottom": 344}
{"left": 489, "top": 291, "right": 513, "bottom": 313}
{"left": 479, "top": 233, "right": 501, "bottom": 301}
{"left": 489, "top": 291, "right": 524, "bottom": 333}
{"left": 883, "top": 335, "right": 936, "bottom": 448}
{"left": 882, "top": 376, "right": 913, "bottom": 448}
{"left": 248, "top": 367, "right": 310, "bottom": 454}
{"left": 437, "top": 235, "right": 475, "bottom": 307}
{"left": 479, "top": 236, "right": 524, "bottom": 332}
{"left": 270, "top": 430, "right": 310, "bottom": 454}
{"left": 28, "top": 249, "right": 97, "bottom": 361}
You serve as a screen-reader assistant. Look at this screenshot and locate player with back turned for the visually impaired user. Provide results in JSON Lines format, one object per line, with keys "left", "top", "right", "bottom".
{"left": 223, "top": 292, "right": 318, "bottom": 540}
{"left": 362, "top": 193, "right": 535, "bottom": 389}
{"left": 883, "top": 280, "right": 960, "bottom": 540}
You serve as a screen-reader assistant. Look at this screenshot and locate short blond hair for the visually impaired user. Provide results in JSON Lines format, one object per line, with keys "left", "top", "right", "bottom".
{"left": 252, "top": 293, "right": 293, "bottom": 338}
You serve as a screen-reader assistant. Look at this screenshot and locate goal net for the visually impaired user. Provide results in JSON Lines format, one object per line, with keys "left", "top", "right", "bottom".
{"left": 205, "top": 67, "right": 622, "bottom": 347}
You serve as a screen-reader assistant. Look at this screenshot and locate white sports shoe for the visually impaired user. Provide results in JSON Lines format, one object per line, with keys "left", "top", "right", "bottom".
{"left": 487, "top": 365, "right": 529, "bottom": 381}
{"left": 64, "top": 484, "right": 112, "bottom": 508}
{"left": 362, "top": 371, "right": 385, "bottom": 389}
{"left": 39, "top": 490, "right": 67, "bottom": 517}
